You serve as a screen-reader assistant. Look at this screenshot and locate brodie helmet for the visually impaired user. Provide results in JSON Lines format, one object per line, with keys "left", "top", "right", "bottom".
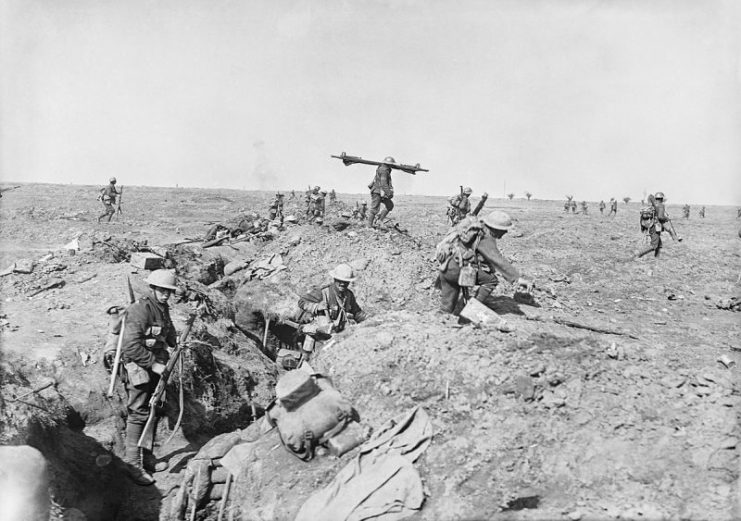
{"left": 145, "top": 270, "right": 178, "bottom": 291}
{"left": 463, "top": 187, "right": 473, "bottom": 195}
{"left": 329, "top": 263, "right": 356, "bottom": 282}
{"left": 482, "top": 210, "right": 513, "bottom": 231}
{"left": 109, "top": 177, "right": 117, "bottom": 184}
{"left": 382, "top": 156, "right": 396, "bottom": 165}
{"left": 655, "top": 192, "right": 665, "bottom": 200}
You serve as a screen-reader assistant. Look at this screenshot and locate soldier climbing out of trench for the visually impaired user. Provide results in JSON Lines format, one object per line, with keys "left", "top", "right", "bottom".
{"left": 119, "top": 269, "right": 179, "bottom": 485}
{"left": 436, "top": 211, "right": 534, "bottom": 314}
{"left": 291, "top": 263, "right": 368, "bottom": 365}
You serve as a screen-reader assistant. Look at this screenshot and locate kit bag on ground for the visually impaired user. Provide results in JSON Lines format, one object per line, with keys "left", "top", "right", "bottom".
{"left": 267, "top": 370, "right": 361, "bottom": 461}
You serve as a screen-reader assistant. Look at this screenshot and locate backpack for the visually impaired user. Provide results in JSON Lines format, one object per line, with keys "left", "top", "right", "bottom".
{"left": 267, "top": 371, "right": 358, "bottom": 461}
{"left": 639, "top": 206, "right": 655, "bottom": 232}
{"left": 435, "top": 215, "right": 485, "bottom": 267}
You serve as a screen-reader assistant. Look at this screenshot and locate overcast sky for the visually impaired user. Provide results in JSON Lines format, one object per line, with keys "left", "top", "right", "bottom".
{"left": 1, "top": 0, "right": 740, "bottom": 204}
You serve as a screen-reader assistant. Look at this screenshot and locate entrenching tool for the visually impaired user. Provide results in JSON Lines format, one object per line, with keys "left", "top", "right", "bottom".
{"left": 116, "top": 186, "right": 124, "bottom": 215}
{"left": 330, "top": 152, "right": 429, "bottom": 175}
{"left": 107, "top": 276, "right": 137, "bottom": 398}
{"left": 138, "top": 312, "right": 198, "bottom": 450}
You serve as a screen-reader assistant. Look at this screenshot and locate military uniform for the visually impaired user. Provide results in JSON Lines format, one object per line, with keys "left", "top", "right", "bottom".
{"left": 311, "top": 192, "right": 326, "bottom": 222}
{"left": 599, "top": 201, "right": 605, "bottom": 214}
{"left": 580, "top": 201, "right": 588, "bottom": 214}
{"left": 609, "top": 199, "right": 617, "bottom": 216}
{"left": 269, "top": 194, "right": 284, "bottom": 222}
{"left": 98, "top": 181, "right": 120, "bottom": 222}
{"left": 120, "top": 290, "right": 176, "bottom": 477}
{"left": 437, "top": 221, "right": 521, "bottom": 313}
{"left": 682, "top": 205, "right": 690, "bottom": 219}
{"left": 368, "top": 164, "right": 394, "bottom": 226}
{"left": 448, "top": 193, "right": 471, "bottom": 225}
{"left": 298, "top": 284, "right": 368, "bottom": 333}
{"left": 699, "top": 206, "right": 705, "bottom": 218}
{"left": 636, "top": 194, "right": 673, "bottom": 258}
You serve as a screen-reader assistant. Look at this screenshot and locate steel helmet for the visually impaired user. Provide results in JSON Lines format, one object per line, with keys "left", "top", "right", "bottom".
{"left": 383, "top": 156, "right": 396, "bottom": 164}
{"left": 655, "top": 191, "right": 665, "bottom": 200}
{"left": 329, "top": 263, "right": 356, "bottom": 282}
{"left": 145, "top": 269, "right": 178, "bottom": 290}
{"left": 482, "top": 210, "right": 513, "bottom": 231}
{"left": 109, "top": 177, "right": 117, "bottom": 184}
{"left": 463, "top": 187, "right": 473, "bottom": 195}
{"left": 313, "top": 185, "right": 321, "bottom": 191}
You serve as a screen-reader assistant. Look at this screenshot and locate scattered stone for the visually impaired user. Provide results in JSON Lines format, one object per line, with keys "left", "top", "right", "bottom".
{"left": 513, "top": 375, "right": 536, "bottom": 401}
{"left": 659, "top": 375, "right": 686, "bottom": 389}
{"left": 717, "top": 355, "right": 735, "bottom": 369}
{"left": 129, "top": 252, "right": 163, "bottom": 270}
{"left": 528, "top": 363, "right": 546, "bottom": 377}
{"left": 375, "top": 332, "right": 394, "bottom": 349}
{"left": 14, "top": 259, "right": 35, "bottom": 274}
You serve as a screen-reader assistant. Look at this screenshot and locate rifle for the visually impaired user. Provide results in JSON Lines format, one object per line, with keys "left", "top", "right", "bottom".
{"left": 472, "top": 192, "right": 488, "bottom": 217}
{"left": 331, "top": 152, "right": 429, "bottom": 175}
{"left": 107, "top": 276, "right": 137, "bottom": 397}
{"left": 116, "top": 186, "right": 123, "bottom": 214}
{"left": 666, "top": 218, "right": 682, "bottom": 242}
{"left": 138, "top": 312, "right": 198, "bottom": 450}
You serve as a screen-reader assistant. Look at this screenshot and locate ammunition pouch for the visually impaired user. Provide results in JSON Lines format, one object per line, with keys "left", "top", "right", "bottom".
{"left": 124, "top": 362, "right": 150, "bottom": 387}
{"left": 458, "top": 264, "right": 477, "bottom": 288}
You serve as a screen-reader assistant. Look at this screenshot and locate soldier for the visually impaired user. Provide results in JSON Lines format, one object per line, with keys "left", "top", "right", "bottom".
{"left": 290, "top": 190, "right": 296, "bottom": 200}
{"left": 305, "top": 186, "right": 320, "bottom": 216}
{"left": 682, "top": 204, "right": 691, "bottom": 219}
{"left": 268, "top": 192, "right": 284, "bottom": 223}
{"left": 737, "top": 207, "right": 741, "bottom": 219}
{"left": 119, "top": 270, "right": 179, "bottom": 485}
{"left": 608, "top": 198, "right": 618, "bottom": 217}
{"left": 563, "top": 200, "right": 570, "bottom": 213}
{"left": 358, "top": 201, "right": 367, "bottom": 220}
{"left": 329, "top": 189, "right": 336, "bottom": 203}
{"left": 635, "top": 192, "right": 678, "bottom": 259}
{"left": 97, "top": 177, "right": 121, "bottom": 223}
{"left": 436, "top": 211, "right": 534, "bottom": 314}
{"left": 699, "top": 206, "right": 705, "bottom": 218}
{"left": 599, "top": 200, "right": 606, "bottom": 214}
{"left": 367, "top": 157, "right": 395, "bottom": 227}
{"left": 580, "top": 201, "right": 588, "bottom": 215}
{"left": 448, "top": 187, "right": 473, "bottom": 225}
{"left": 311, "top": 191, "right": 326, "bottom": 223}
{"left": 296, "top": 263, "right": 368, "bottom": 359}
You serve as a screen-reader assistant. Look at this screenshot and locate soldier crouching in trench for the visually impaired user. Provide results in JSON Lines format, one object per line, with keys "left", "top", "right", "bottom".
{"left": 436, "top": 211, "right": 534, "bottom": 314}
{"left": 119, "top": 270, "right": 179, "bottom": 485}
{"left": 293, "top": 263, "right": 368, "bottom": 363}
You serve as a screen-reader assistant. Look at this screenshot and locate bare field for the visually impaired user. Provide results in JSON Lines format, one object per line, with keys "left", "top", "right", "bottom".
{"left": 1, "top": 183, "right": 740, "bottom": 520}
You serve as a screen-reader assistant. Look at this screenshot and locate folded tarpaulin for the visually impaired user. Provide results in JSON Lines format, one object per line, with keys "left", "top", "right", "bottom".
{"left": 295, "top": 406, "right": 433, "bottom": 521}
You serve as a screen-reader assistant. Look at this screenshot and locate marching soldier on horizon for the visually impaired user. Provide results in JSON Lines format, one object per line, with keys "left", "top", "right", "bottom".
{"left": 120, "top": 270, "right": 179, "bottom": 486}
{"left": 635, "top": 192, "right": 679, "bottom": 259}
{"left": 683, "top": 204, "right": 691, "bottom": 219}
{"left": 268, "top": 192, "right": 285, "bottom": 223}
{"left": 699, "top": 206, "right": 705, "bottom": 218}
{"left": 448, "top": 187, "right": 473, "bottom": 225}
{"left": 97, "top": 177, "right": 121, "bottom": 223}
{"left": 599, "top": 200, "right": 605, "bottom": 214}
{"left": 608, "top": 198, "right": 618, "bottom": 217}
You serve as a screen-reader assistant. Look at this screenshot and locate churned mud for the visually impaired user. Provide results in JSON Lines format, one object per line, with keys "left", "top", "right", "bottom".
{"left": 0, "top": 184, "right": 739, "bottom": 520}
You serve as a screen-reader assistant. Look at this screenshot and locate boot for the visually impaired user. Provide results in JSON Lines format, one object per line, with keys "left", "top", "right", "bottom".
{"left": 143, "top": 450, "right": 169, "bottom": 473}
{"left": 366, "top": 210, "right": 377, "bottom": 228}
{"left": 124, "top": 421, "right": 155, "bottom": 486}
{"left": 377, "top": 208, "right": 389, "bottom": 223}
